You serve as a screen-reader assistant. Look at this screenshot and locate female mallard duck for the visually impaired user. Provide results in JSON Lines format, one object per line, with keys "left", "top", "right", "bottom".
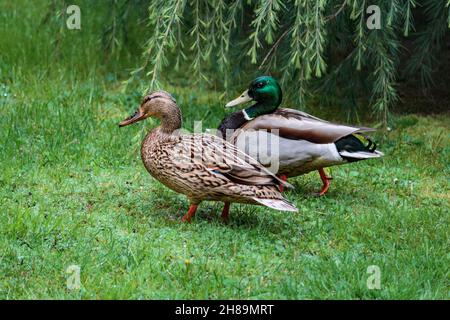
{"left": 119, "top": 90, "right": 297, "bottom": 222}
{"left": 218, "top": 76, "right": 384, "bottom": 195}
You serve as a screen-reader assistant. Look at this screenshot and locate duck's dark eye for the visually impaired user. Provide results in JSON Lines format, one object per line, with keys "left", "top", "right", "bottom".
{"left": 256, "top": 82, "right": 265, "bottom": 88}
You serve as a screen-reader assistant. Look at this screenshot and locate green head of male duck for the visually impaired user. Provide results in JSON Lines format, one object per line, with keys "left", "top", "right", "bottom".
{"left": 226, "top": 76, "right": 282, "bottom": 120}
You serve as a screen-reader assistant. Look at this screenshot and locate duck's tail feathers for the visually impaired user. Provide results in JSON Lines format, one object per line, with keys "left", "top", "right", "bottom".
{"left": 252, "top": 197, "right": 298, "bottom": 212}
{"left": 335, "top": 134, "right": 384, "bottom": 162}
{"left": 339, "top": 150, "right": 384, "bottom": 159}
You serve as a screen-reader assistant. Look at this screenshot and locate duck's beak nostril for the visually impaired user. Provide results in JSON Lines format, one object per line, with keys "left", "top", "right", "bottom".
{"left": 119, "top": 109, "right": 146, "bottom": 127}
{"left": 225, "top": 89, "right": 253, "bottom": 108}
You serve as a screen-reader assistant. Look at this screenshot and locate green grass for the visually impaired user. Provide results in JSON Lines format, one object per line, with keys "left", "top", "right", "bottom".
{"left": 0, "top": 1, "right": 449, "bottom": 300}
{"left": 0, "top": 74, "right": 449, "bottom": 299}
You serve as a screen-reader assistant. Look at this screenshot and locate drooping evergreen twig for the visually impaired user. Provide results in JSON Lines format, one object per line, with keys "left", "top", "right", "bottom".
{"left": 247, "top": 0, "right": 285, "bottom": 64}
{"left": 406, "top": 0, "right": 449, "bottom": 88}
{"left": 128, "top": 0, "right": 186, "bottom": 90}
{"left": 189, "top": 0, "right": 208, "bottom": 84}
{"left": 127, "top": 0, "right": 449, "bottom": 126}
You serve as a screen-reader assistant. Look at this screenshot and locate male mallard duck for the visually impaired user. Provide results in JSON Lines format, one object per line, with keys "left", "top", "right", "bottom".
{"left": 119, "top": 90, "right": 297, "bottom": 222}
{"left": 218, "top": 76, "right": 384, "bottom": 195}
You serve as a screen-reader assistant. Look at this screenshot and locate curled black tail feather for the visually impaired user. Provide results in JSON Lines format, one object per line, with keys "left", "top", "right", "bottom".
{"left": 368, "top": 138, "right": 377, "bottom": 152}
{"left": 335, "top": 134, "right": 380, "bottom": 162}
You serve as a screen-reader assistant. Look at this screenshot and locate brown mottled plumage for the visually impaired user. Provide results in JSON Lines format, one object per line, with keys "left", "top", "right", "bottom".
{"left": 119, "top": 91, "right": 297, "bottom": 222}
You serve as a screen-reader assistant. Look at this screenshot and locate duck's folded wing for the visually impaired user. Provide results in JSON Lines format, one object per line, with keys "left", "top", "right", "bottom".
{"left": 240, "top": 108, "right": 376, "bottom": 144}
{"left": 176, "top": 134, "right": 293, "bottom": 188}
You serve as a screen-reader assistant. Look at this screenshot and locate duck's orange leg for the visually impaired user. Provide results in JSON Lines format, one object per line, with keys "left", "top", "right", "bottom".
{"left": 278, "top": 175, "right": 288, "bottom": 192}
{"left": 181, "top": 204, "right": 198, "bottom": 223}
{"left": 318, "top": 168, "right": 332, "bottom": 196}
{"left": 221, "top": 202, "right": 230, "bottom": 222}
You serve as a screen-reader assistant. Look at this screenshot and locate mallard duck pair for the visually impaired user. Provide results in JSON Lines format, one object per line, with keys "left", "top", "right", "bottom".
{"left": 119, "top": 78, "right": 383, "bottom": 222}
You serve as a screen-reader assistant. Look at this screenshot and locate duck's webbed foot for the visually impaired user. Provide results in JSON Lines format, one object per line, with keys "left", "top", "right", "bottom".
{"left": 181, "top": 204, "right": 198, "bottom": 223}
{"left": 278, "top": 175, "right": 288, "bottom": 193}
{"left": 317, "top": 168, "right": 332, "bottom": 196}
{"left": 221, "top": 202, "right": 230, "bottom": 223}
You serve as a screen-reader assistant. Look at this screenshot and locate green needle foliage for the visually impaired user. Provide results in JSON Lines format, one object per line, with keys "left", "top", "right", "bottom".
{"left": 133, "top": 0, "right": 449, "bottom": 126}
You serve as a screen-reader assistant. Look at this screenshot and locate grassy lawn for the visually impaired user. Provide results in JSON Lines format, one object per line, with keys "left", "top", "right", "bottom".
{"left": 0, "top": 74, "right": 448, "bottom": 299}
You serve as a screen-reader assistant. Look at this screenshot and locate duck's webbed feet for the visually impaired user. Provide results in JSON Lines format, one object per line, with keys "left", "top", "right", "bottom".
{"left": 181, "top": 204, "right": 198, "bottom": 223}
{"left": 278, "top": 175, "right": 288, "bottom": 193}
{"left": 317, "top": 168, "right": 332, "bottom": 196}
{"left": 221, "top": 202, "right": 230, "bottom": 222}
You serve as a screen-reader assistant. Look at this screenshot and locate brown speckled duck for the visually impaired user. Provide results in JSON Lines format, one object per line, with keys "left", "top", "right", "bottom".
{"left": 119, "top": 90, "right": 297, "bottom": 222}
